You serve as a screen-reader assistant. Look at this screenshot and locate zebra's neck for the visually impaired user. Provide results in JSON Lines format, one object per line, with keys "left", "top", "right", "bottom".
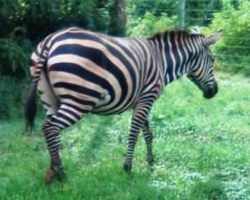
{"left": 148, "top": 31, "right": 197, "bottom": 85}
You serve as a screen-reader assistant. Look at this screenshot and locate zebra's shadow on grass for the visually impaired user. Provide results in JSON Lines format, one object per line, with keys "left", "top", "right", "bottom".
{"left": 63, "top": 114, "right": 129, "bottom": 165}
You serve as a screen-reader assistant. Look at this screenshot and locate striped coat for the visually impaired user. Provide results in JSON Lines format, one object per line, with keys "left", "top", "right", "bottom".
{"left": 25, "top": 27, "right": 221, "bottom": 182}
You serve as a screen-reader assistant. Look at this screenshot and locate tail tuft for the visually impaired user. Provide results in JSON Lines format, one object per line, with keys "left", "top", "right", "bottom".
{"left": 24, "top": 85, "right": 37, "bottom": 133}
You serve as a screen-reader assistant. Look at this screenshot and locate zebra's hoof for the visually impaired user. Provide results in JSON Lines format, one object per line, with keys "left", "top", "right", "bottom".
{"left": 123, "top": 163, "right": 132, "bottom": 173}
{"left": 45, "top": 168, "right": 65, "bottom": 183}
{"left": 45, "top": 169, "right": 55, "bottom": 184}
{"left": 55, "top": 169, "right": 66, "bottom": 182}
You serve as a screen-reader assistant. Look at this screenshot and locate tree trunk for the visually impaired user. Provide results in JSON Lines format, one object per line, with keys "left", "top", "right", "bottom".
{"left": 110, "top": 0, "right": 127, "bottom": 36}
{"left": 178, "top": 0, "right": 186, "bottom": 29}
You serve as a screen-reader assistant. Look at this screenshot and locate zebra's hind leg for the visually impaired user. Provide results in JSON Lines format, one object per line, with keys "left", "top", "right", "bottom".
{"left": 42, "top": 119, "right": 64, "bottom": 183}
{"left": 42, "top": 103, "right": 88, "bottom": 183}
{"left": 123, "top": 103, "right": 152, "bottom": 172}
{"left": 142, "top": 119, "right": 154, "bottom": 167}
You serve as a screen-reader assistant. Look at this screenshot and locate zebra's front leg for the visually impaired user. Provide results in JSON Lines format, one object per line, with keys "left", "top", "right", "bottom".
{"left": 142, "top": 119, "right": 154, "bottom": 167}
{"left": 123, "top": 105, "right": 152, "bottom": 172}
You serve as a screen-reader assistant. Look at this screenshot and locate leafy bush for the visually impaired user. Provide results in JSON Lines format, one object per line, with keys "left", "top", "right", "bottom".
{"left": 0, "top": 36, "right": 31, "bottom": 78}
{"left": 0, "top": 77, "right": 28, "bottom": 119}
{"left": 186, "top": 0, "right": 223, "bottom": 26}
{"left": 126, "top": 0, "right": 177, "bottom": 19}
{"left": 0, "top": 0, "right": 116, "bottom": 41}
{"left": 205, "top": 1, "right": 250, "bottom": 74}
{"left": 127, "top": 12, "right": 177, "bottom": 37}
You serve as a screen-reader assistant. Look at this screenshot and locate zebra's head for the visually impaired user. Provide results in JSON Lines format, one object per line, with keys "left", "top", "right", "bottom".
{"left": 187, "top": 31, "right": 222, "bottom": 99}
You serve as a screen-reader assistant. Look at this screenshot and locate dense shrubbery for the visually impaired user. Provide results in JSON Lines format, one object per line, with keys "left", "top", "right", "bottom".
{"left": 206, "top": 1, "right": 250, "bottom": 74}
{"left": 0, "top": 0, "right": 118, "bottom": 40}
{"left": 127, "top": 12, "right": 177, "bottom": 37}
{"left": 0, "top": 37, "right": 31, "bottom": 78}
{"left": 126, "top": 0, "right": 177, "bottom": 37}
{"left": 0, "top": 36, "right": 32, "bottom": 119}
{"left": 0, "top": 77, "right": 28, "bottom": 119}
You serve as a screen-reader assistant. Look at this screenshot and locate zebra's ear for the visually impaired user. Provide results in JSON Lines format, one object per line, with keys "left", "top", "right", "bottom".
{"left": 205, "top": 30, "right": 223, "bottom": 46}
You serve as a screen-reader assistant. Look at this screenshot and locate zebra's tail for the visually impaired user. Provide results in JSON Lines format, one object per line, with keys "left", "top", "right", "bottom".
{"left": 24, "top": 83, "right": 37, "bottom": 133}
{"left": 24, "top": 46, "right": 48, "bottom": 133}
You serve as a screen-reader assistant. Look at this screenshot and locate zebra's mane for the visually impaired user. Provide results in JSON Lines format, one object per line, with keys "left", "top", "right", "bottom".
{"left": 148, "top": 29, "right": 204, "bottom": 40}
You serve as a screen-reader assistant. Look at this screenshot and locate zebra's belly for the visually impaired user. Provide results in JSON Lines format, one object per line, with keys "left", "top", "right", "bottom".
{"left": 91, "top": 103, "right": 133, "bottom": 115}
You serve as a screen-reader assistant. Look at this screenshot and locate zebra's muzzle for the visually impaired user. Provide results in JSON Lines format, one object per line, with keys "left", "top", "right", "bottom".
{"left": 203, "top": 82, "right": 218, "bottom": 99}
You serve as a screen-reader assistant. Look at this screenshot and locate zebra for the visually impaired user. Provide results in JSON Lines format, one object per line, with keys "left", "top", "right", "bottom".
{"left": 25, "top": 27, "right": 221, "bottom": 183}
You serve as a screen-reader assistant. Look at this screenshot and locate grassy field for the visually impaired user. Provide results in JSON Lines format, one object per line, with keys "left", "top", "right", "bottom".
{"left": 1, "top": 72, "right": 250, "bottom": 200}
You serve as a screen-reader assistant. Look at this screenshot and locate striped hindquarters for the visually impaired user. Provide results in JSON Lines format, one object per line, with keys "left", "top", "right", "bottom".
{"left": 33, "top": 28, "right": 162, "bottom": 116}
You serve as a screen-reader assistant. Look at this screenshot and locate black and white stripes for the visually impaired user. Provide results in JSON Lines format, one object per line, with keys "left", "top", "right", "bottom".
{"left": 25, "top": 27, "right": 221, "bottom": 182}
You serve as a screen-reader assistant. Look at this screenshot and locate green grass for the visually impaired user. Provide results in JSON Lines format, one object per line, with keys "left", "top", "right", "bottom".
{"left": 1, "top": 72, "right": 250, "bottom": 200}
